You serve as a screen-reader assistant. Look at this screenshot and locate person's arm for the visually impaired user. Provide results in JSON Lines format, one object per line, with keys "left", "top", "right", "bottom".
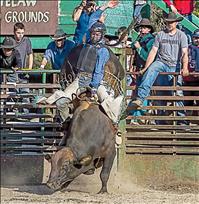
{"left": 139, "top": 46, "right": 158, "bottom": 75}
{"left": 40, "top": 57, "right": 48, "bottom": 69}
{"left": 89, "top": 0, "right": 119, "bottom": 28}
{"left": 90, "top": 48, "right": 110, "bottom": 88}
{"left": 72, "top": 6, "right": 84, "bottom": 22}
{"left": 99, "top": 0, "right": 119, "bottom": 11}
{"left": 163, "top": 0, "right": 178, "bottom": 13}
{"left": 26, "top": 38, "right": 33, "bottom": 69}
{"left": 134, "top": 38, "right": 155, "bottom": 61}
{"left": 28, "top": 53, "right": 33, "bottom": 69}
{"left": 72, "top": 0, "right": 87, "bottom": 22}
{"left": 181, "top": 47, "right": 189, "bottom": 77}
{"left": 40, "top": 44, "right": 53, "bottom": 69}
{"left": 14, "top": 49, "right": 22, "bottom": 69}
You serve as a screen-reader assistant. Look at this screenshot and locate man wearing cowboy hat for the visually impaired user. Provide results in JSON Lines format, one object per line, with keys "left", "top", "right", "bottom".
{"left": 130, "top": 18, "right": 155, "bottom": 125}
{"left": 0, "top": 37, "right": 22, "bottom": 83}
{"left": 131, "top": 12, "right": 189, "bottom": 124}
{"left": 40, "top": 28, "right": 75, "bottom": 70}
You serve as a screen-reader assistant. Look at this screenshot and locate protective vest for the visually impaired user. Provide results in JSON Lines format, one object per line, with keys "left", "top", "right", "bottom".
{"left": 76, "top": 43, "right": 104, "bottom": 74}
{"left": 134, "top": 36, "right": 154, "bottom": 69}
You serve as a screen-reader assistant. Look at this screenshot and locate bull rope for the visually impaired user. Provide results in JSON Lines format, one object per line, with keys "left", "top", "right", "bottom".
{"left": 104, "top": 70, "right": 124, "bottom": 97}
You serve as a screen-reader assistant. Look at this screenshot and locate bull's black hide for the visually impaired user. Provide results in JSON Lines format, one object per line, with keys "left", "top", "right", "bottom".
{"left": 46, "top": 103, "right": 116, "bottom": 194}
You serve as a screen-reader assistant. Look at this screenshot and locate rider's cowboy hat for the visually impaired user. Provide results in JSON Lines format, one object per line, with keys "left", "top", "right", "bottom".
{"left": 50, "top": 28, "right": 68, "bottom": 41}
{"left": 0, "top": 37, "right": 18, "bottom": 49}
{"left": 135, "top": 18, "right": 154, "bottom": 33}
{"left": 164, "top": 12, "right": 183, "bottom": 22}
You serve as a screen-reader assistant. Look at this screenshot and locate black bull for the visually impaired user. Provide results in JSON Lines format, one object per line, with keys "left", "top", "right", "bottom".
{"left": 45, "top": 102, "right": 116, "bottom": 193}
{"left": 45, "top": 45, "right": 125, "bottom": 193}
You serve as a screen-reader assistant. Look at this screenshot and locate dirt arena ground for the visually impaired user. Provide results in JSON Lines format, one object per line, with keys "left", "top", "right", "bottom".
{"left": 1, "top": 170, "right": 199, "bottom": 204}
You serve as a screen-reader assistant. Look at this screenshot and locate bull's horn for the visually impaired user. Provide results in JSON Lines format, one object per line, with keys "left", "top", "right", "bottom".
{"left": 79, "top": 155, "right": 92, "bottom": 166}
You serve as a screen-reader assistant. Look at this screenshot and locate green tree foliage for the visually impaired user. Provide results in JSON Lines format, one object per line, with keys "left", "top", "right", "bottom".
{"left": 33, "top": 53, "right": 52, "bottom": 69}
{"left": 193, "top": 1, "right": 199, "bottom": 17}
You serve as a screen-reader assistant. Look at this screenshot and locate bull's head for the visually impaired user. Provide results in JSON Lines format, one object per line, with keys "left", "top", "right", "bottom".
{"left": 45, "top": 147, "right": 93, "bottom": 191}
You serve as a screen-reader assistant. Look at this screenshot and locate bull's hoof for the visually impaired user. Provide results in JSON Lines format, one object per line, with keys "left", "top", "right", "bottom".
{"left": 97, "top": 187, "right": 108, "bottom": 194}
{"left": 97, "top": 190, "right": 108, "bottom": 194}
{"left": 83, "top": 168, "right": 95, "bottom": 175}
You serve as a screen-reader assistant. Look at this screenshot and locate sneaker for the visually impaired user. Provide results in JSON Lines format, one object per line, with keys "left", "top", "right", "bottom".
{"left": 131, "top": 99, "right": 143, "bottom": 108}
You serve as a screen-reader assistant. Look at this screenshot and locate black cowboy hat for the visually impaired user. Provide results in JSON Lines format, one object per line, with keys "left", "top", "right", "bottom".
{"left": 135, "top": 18, "right": 154, "bottom": 33}
{"left": 165, "top": 12, "right": 183, "bottom": 22}
{"left": 50, "top": 28, "right": 68, "bottom": 41}
{"left": 0, "top": 37, "right": 18, "bottom": 49}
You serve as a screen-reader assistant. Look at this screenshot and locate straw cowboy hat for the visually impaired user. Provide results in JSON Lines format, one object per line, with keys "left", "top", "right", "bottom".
{"left": 135, "top": 18, "right": 154, "bottom": 33}
{"left": 164, "top": 12, "right": 183, "bottom": 22}
{"left": 0, "top": 37, "right": 18, "bottom": 49}
{"left": 50, "top": 28, "right": 68, "bottom": 41}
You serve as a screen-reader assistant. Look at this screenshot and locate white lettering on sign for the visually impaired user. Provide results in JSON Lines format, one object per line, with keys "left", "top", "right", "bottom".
{"left": 0, "top": 0, "right": 37, "bottom": 7}
{"left": 5, "top": 11, "right": 50, "bottom": 23}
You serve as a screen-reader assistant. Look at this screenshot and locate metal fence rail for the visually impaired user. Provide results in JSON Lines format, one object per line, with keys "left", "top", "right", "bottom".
{"left": 125, "top": 72, "right": 199, "bottom": 155}
{"left": 0, "top": 69, "right": 62, "bottom": 155}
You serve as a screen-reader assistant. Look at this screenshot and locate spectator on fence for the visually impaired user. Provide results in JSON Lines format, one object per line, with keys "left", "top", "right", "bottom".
{"left": 72, "top": 0, "right": 119, "bottom": 45}
{"left": 130, "top": 18, "right": 155, "bottom": 125}
{"left": 131, "top": 12, "right": 189, "bottom": 125}
{"left": 40, "top": 28, "right": 75, "bottom": 70}
{"left": 0, "top": 37, "right": 22, "bottom": 85}
{"left": 13, "top": 22, "right": 33, "bottom": 113}
{"left": 183, "top": 29, "right": 199, "bottom": 120}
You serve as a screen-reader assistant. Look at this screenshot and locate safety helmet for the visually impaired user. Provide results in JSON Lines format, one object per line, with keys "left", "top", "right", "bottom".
{"left": 192, "top": 29, "right": 199, "bottom": 38}
{"left": 89, "top": 22, "right": 106, "bottom": 44}
{"left": 90, "top": 22, "right": 106, "bottom": 35}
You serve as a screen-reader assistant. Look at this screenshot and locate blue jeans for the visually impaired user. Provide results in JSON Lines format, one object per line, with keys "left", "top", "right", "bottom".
{"left": 133, "top": 4, "right": 146, "bottom": 23}
{"left": 137, "top": 61, "right": 186, "bottom": 120}
{"left": 130, "top": 75, "right": 148, "bottom": 119}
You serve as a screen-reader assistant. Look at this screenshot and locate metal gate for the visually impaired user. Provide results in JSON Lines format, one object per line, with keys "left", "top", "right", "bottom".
{"left": 125, "top": 72, "right": 199, "bottom": 155}
{"left": 0, "top": 69, "right": 62, "bottom": 184}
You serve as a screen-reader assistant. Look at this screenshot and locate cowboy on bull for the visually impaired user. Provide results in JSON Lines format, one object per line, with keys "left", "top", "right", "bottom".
{"left": 37, "top": 22, "right": 124, "bottom": 124}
